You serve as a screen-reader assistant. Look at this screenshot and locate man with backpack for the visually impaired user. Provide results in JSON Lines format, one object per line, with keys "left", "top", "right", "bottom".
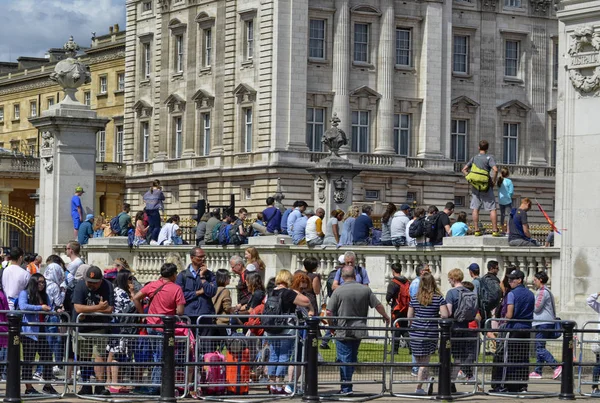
{"left": 204, "top": 210, "right": 221, "bottom": 245}
{"left": 479, "top": 260, "right": 502, "bottom": 327}
{"left": 331, "top": 251, "right": 369, "bottom": 291}
{"left": 386, "top": 263, "right": 410, "bottom": 354}
{"left": 462, "top": 140, "right": 500, "bottom": 237}
{"left": 428, "top": 202, "right": 454, "bottom": 246}
{"left": 446, "top": 269, "right": 478, "bottom": 387}
{"left": 112, "top": 203, "right": 133, "bottom": 236}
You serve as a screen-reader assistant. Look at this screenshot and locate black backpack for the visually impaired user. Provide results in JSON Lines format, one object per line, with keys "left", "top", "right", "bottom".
{"left": 409, "top": 217, "right": 426, "bottom": 238}
{"left": 423, "top": 213, "right": 440, "bottom": 239}
{"left": 261, "top": 291, "right": 287, "bottom": 334}
{"left": 326, "top": 270, "right": 338, "bottom": 297}
{"left": 478, "top": 274, "right": 502, "bottom": 312}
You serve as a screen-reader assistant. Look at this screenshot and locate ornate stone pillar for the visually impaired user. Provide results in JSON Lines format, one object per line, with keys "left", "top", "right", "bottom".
{"left": 332, "top": 0, "right": 351, "bottom": 153}
{"left": 375, "top": 2, "right": 396, "bottom": 154}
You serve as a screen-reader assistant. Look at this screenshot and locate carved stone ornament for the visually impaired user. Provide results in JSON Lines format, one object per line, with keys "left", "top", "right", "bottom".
{"left": 40, "top": 131, "right": 54, "bottom": 172}
{"left": 49, "top": 36, "right": 92, "bottom": 104}
{"left": 316, "top": 176, "right": 326, "bottom": 203}
{"left": 333, "top": 177, "right": 348, "bottom": 204}
{"left": 322, "top": 113, "right": 348, "bottom": 157}
{"left": 529, "top": 0, "right": 552, "bottom": 14}
{"left": 567, "top": 27, "right": 600, "bottom": 95}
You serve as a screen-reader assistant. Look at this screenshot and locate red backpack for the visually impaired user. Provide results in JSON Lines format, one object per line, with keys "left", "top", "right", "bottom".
{"left": 391, "top": 278, "right": 411, "bottom": 325}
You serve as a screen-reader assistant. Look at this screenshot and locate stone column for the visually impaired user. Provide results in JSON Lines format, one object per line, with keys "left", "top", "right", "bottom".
{"left": 554, "top": 0, "right": 600, "bottom": 324}
{"left": 332, "top": 0, "right": 351, "bottom": 153}
{"left": 375, "top": 1, "right": 396, "bottom": 154}
{"left": 0, "top": 187, "right": 13, "bottom": 206}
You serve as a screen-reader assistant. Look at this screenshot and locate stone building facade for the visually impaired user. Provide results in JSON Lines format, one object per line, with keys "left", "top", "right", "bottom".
{"left": 123, "top": 0, "right": 558, "bottom": 223}
{"left": 0, "top": 26, "right": 127, "bottom": 216}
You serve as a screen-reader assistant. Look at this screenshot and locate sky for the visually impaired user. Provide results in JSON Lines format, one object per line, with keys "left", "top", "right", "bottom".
{"left": 0, "top": 0, "right": 126, "bottom": 62}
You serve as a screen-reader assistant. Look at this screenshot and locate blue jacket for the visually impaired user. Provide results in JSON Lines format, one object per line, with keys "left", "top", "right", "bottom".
{"left": 176, "top": 265, "right": 217, "bottom": 318}
{"left": 507, "top": 284, "right": 535, "bottom": 329}
{"left": 78, "top": 220, "right": 94, "bottom": 244}
{"left": 18, "top": 290, "right": 51, "bottom": 341}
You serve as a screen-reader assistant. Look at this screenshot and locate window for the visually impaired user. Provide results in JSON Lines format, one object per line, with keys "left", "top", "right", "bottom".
{"left": 0, "top": 107, "right": 3, "bottom": 122}
{"left": 174, "top": 117, "right": 183, "bottom": 158}
{"left": 309, "top": 19, "right": 326, "bottom": 59}
{"left": 243, "top": 108, "right": 252, "bottom": 152}
{"left": 142, "top": 122, "right": 150, "bottom": 162}
{"left": 84, "top": 91, "right": 91, "bottom": 106}
{"left": 96, "top": 130, "right": 106, "bottom": 162}
{"left": 454, "top": 196, "right": 465, "bottom": 207}
{"left": 450, "top": 119, "right": 468, "bottom": 162}
{"left": 143, "top": 42, "right": 151, "bottom": 78}
{"left": 406, "top": 191, "right": 417, "bottom": 204}
{"left": 202, "top": 113, "right": 211, "bottom": 156}
{"left": 27, "top": 140, "right": 36, "bottom": 157}
{"left": 351, "top": 110, "right": 369, "bottom": 153}
{"left": 551, "top": 124, "right": 557, "bottom": 167}
{"left": 396, "top": 29, "right": 411, "bottom": 66}
{"left": 394, "top": 114, "right": 410, "bottom": 156}
{"left": 453, "top": 35, "right": 469, "bottom": 74}
{"left": 504, "top": 0, "right": 521, "bottom": 6}
{"left": 203, "top": 29, "right": 212, "bottom": 67}
{"left": 13, "top": 104, "right": 20, "bottom": 120}
{"left": 365, "top": 190, "right": 380, "bottom": 200}
{"left": 117, "top": 73, "right": 125, "bottom": 91}
{"left": 143, "top": 1, "right": 152, "bottom": 11}
{"left": 354, "top": 23, "right": 369, "bottom": 63}
{"left": 115, "top": 125, "right": 124, "bottom": 163}
{"left": 242, "top": 187, "right": 252, "bottom": 200}
{"left": 553, "top": 41, "right": 559, "bottom": 86}
{"left": 503, "top": 123, "right": 519, "bottom": 164}
{"left": 99, "top": 76, "right": 108, "bottom": 94}
{"left": 505, "top": 40, "right": 520, "bottom": 77}
{"left": 175, "top": 35, "right": 184, "bottom": 73}
{"left": 47, "top": 97, "right": 54, "bottom": 109}
{"left": 29, "top": 101, "right": 37, "bottom": 117}
{"left": 245, "top": 20, "right": 254, "bottom": 60}
{"left": 306, "top": 107, "right": 325, "bottom": 151}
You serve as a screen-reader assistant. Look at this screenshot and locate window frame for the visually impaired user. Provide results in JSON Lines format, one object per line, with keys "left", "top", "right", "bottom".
{"left": 0, "top": 107, "right": 4, "bottom": 122}
{"left": 502, "top": 122, "right": 519, "bottom": 165}
{"left": 395, "top": 28, "right": 412, "bottom": 67}
{"left": 351, "top": 110, "right": 370, "bottom": 153}
{"left": 84, "top": 91, "right": 91, "bottom": 106}
{"left": 353, "top": 23, "right": 370, "bottom": 64}
{"left": 115, "top": 125, "right": 124, "bottom": 163}
{"left": 450, "top": 119, "right": 468, "bottom": 162}
{"left": 47, "top": 97, "right": 55, "bottom": 109}
{"left": 309, "top": 19, "right": 326, "bottom": 61}
{"left": 452, "top": 35, "right": 469, "bottom": 75}
{"left": 393, "top": 113, "right": 411, "bottom": 156}
{"left": 552, "top": 40, "right": 559, "bottom": 87}
{"left": 143, "top": 42, "right": 151, "bottom": 78}
{"left": 174, "top": 116, "right": 183, "bottom": 158}
{"left": 243, "top": 108, "right": 253, "bottom": 153}
{"left": 142, "top": 0, "right": 152, "bottom": 12}
{"left": 504, "top": 40, "right": 520, "bottom": 78}
{"left": 175, "top": 34, "right": 184, "bottom": 73}
{"left": 97, "top": 130, "right": 106, "bottom": 162}
{"left": 13, "top": 104, "right": 20, "bottom": 120}
{"left": 201, "top": 112, "right": 211, "bottom": 156}
{"left": 504, "top": 0, "right": 522, "bottom": 7}
{"left": 29, "top": 101, "right": 37, "bottom": 118}
{"left": 117, "top": 72, "right": 125, "bottom": 92}
{"left": 245, "top": 19, "right": 254, "bottom": 61}
{"left": 306, "top": 107, "right": 325, "bottom": 152}
{"left": 204, "top": 28, "right": 212, "bottom": 67}
{"left": 141, "top": 121, "right": 150, "bottom": 162}
{"left": 99, "top": 75, "right": 108, "bottom": 94}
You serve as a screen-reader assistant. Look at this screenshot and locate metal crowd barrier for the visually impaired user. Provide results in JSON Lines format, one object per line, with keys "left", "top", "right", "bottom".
{"left": 577, "top": 321, "right": 600, "bottom": 397}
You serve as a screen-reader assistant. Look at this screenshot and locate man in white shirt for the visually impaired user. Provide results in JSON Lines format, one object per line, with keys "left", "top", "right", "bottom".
{"left": 157, "top": 215, "right": 181, "bottom": 245}
{"left": 1, "top": 247, "right": 30, "bottom": 309}
{"left": 305, "top": 208, "right": 325, "bottom": 246}
{"left": 66, "top": 240, "right": 84, "bottom": 276}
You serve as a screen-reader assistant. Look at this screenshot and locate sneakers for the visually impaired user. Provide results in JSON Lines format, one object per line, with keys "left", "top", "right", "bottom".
{"left": 32, "top": 371, "right": 44, "bottom": 381}
{"left": 25, "top": 388, "right": 41, "bottom": 395}
{"left": 415, "top": 388, "right": 426, "bottom": 395}
{"left": 489, "top": 386, "right": 508, "bottom": 393}
{"left": 78, "top": 385, "right": 93, "bottom": 395}
{"left": 529, "top": 372, "right": 542, "bottom": 379}
{"left": 42, "top": 385, "right": 58, "bottom": 395}
{"left": 284, "top": 385, "right": 294, "bottom": 395}
{"left": 427, "top": 377, "right": 435, "bottom": 396}
{"left": 338, "top": 390, "right": 353, "bottom": 396}
{"left": 456, "top": 370, "right": 466, "bottom": 380}
{"left": 553, "top": 366, "right": 563, "bottom": 380}
{"left": 94, "top": 386, "right": 111, "bottom": 396}
{"left": 592, "top": 388, "right": 600, "bottom": 396}
{"left": 474, "top": 231, "right": 483, "bottom": 237}
{"left": 492, "top": 231, "right": 502, "bottom": 237}
{"left": 411, "top": 368, "right": 419, "bottom": 377}
{"left": 53, "top": 366, "right": 65, "bottom": 378}
{"left": 108, "top": 386, "right": 129, "bottom": 394}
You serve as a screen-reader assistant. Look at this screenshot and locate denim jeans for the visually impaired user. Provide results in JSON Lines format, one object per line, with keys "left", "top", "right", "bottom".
{"left": 534, "top": 324, "right": 558, "bottom": 375}
{"left": 148, "top": 329, "right": 163, "bottom": 388}
{"left": 335, "top": 339, "right": 361, "bottom": 393}
{"left": 268, "top": 337, "right": 294, "bottom": 377}
{"left": 593, "top": 354, "right": 600, "bottom": 389}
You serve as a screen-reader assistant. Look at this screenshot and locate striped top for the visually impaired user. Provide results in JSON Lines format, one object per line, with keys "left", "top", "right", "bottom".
{"left": 410, "top": 294, "right": 446, "bottom": 329}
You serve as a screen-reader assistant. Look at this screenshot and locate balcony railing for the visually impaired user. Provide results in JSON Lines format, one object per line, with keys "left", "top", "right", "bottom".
{"left": 453, "top": 161, "right": 555, "bottom": 178}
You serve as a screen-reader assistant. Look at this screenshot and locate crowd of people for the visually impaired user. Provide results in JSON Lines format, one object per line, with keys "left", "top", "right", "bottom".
{"left": 70, "top": 140, "right": 553, "bottom": 248}
{"left": 0, "top": 241, "right": 581, "bottom": 397}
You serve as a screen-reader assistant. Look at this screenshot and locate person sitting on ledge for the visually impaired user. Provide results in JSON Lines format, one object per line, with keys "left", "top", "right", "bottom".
{"left": 508, "top": 198, "right": 538, "bottom": 247}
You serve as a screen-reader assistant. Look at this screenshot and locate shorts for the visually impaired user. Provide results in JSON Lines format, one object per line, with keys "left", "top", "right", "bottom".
{"left": 470, "top": 188, "right": 497, "bottom": 211}
{"left": 73, "top": 216, "right": 81, "bottom": 230}
{"left": 76, "top": 330, "right": 108, "bottom": 360}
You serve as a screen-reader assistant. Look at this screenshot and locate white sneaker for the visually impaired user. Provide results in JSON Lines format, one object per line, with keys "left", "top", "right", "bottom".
{"left": 457, "top": 370, "right": 466, "bottom": 380}
{"left": 32, "top": 372, "right": 44, "bottom": 381}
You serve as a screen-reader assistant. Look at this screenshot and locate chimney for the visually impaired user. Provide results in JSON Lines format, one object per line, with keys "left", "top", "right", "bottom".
{"left": 114, "top": 24, "right": 120, "bottom": 33}
{"left": 109, "top": 26, "right": 113, "bottom": 34}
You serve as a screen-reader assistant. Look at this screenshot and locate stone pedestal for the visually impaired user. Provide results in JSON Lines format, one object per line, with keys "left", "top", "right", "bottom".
{"left": 30, "top": 102, "right": 108, "bottom": 259}
{"left": 555, "top": 0, "right": 600, "bottom": 323}
{"left": 306, "top": 156, "right": 361, "bottom": 214}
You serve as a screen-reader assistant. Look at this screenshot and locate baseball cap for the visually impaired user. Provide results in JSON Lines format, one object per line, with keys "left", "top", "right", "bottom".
{"left": 85, "top": 214, "right": 94, "bottom": 221}
{"left": 507, "top": 269, "right": 525, "bottom": 280}
{"left": 75, "top": 264, "right": 90, "bottom": 280}
{"left": 467, "top": 263, "right": 480, "bottom": 273}
{"left": 400, "top": 204, "right": 411, "bottom": 211}
{"left": 75, "top": 186, "right": 85, "bottom": 193}
{"left": 338, "top": 254, "right": 345, "bottom": 264}
{"left": 84, "top": 265, "right": 103, "bottom": 283}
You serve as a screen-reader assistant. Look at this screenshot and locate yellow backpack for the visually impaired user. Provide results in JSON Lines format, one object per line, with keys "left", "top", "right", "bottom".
{"left": 465, "top": 162, "right": 490, "bottom": 192}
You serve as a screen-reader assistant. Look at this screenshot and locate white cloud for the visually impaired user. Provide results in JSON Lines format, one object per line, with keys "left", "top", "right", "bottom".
{"left": 0, "top": 0, "right": 126, "bottom": 61}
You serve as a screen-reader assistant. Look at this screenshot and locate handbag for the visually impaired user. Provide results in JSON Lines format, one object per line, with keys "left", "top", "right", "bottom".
{"left": 548, "top": 290, "right": 562, "bottom": 339}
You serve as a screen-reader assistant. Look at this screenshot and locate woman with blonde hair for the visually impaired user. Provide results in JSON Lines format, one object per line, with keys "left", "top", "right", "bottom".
{"left": 93, "top": 216, "right": 107, "bottom": 238}
{"left": 266, "top": 269, "right": 310, "bottom": 394}
{"left": 323, "top": 209, "right": 345, "bottom": 246}
{"left": 339, "top": 205, "right": 360, "bottom": 246}
{"left": 245, "top": 247, "right": 266, "bottom": 284}
{"left": 408, "top": 272, "right": 449, "bottom": 395}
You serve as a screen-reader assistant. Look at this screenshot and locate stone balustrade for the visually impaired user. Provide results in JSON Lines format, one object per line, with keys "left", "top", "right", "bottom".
{"left": 453, "top": 162, "right": 556, "bottom": 178}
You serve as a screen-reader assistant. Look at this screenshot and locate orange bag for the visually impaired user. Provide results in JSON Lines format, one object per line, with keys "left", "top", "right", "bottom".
{"left": 225, "top": 350, "right": 250, "bottom": 395}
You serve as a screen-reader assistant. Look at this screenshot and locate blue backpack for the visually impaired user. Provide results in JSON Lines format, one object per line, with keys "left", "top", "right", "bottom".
{"left": 110, "top": 213, "right": 124, "bottom": 235}
{"left": 218, "top": 224, "right": 233, "bottom": 245}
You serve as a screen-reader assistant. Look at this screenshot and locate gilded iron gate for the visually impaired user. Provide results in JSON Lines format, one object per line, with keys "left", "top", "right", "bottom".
{"left": 0, "top": 202, "right": 35, "bottom": 253}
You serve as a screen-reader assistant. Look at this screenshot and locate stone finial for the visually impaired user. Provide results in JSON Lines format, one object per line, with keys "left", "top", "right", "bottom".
{"left": 49, "top": 36, "right": 91, "bottom": 105}
{"left": 322, "top": 112, "right": 348, "bottom": 157}
{"left": 272, "top": 177, "right": 286, "bottom": 212}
